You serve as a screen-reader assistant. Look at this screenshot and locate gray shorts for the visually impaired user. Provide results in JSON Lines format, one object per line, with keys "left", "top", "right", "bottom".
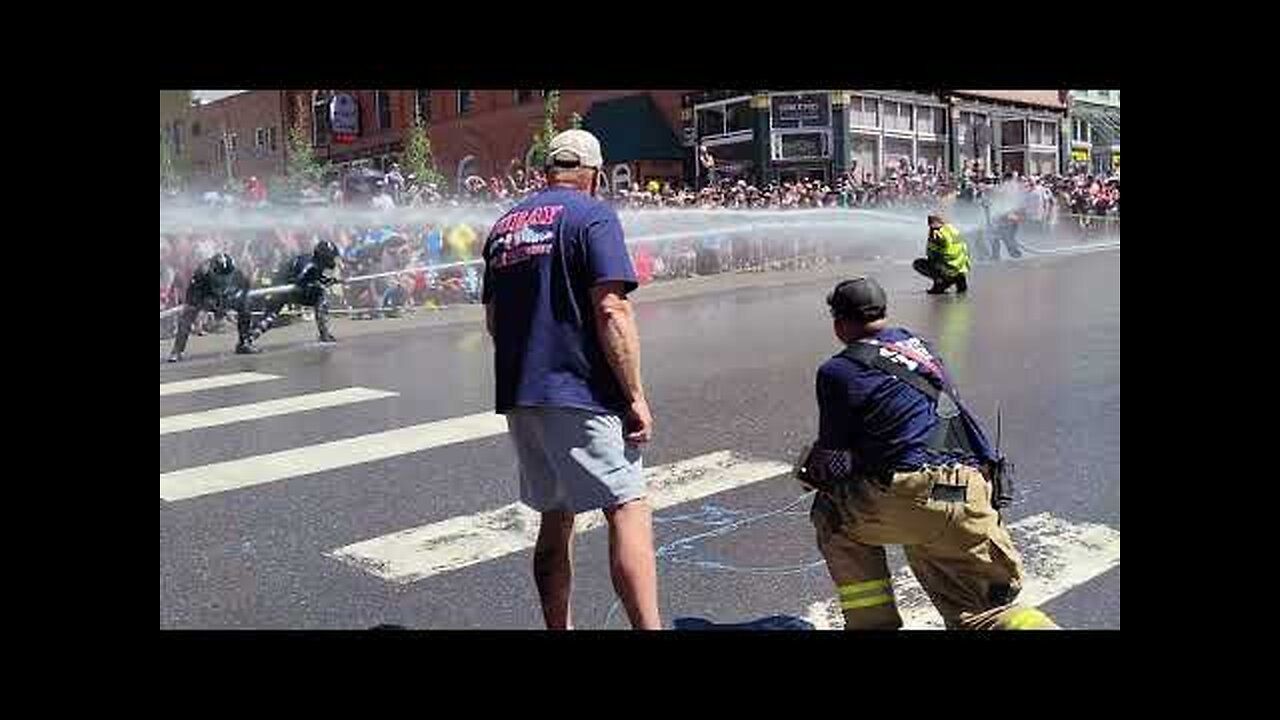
{"left": 506, "top": 406, "right": 646, "bottom": 514}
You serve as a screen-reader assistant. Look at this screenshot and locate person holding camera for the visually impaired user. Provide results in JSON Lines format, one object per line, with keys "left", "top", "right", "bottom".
{"left": 797, "top": 277, "right": 1058, "bottom": 630}
{"left": 698, "top": 143, "right": 716, "bottom": 190}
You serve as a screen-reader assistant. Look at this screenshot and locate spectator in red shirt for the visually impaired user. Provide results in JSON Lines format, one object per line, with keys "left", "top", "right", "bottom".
{"left": 632, "top": 244, "right": 654, "bottom": 285}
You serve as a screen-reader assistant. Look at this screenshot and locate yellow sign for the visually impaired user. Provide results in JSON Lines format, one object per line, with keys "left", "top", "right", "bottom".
{"left": 1111, "top": 152, "right": 1120, "bottom": 172}
{"left": 1071, "top": 148, "right": 1089, "bottom": 162}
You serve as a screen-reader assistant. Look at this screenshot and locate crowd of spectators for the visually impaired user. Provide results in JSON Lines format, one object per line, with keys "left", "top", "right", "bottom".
{"left": 162, "top": 160, "right": 1118, "bottom": 336}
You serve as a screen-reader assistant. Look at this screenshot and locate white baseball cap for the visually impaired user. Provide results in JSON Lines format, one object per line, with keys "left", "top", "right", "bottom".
{"left": 547, "top": 129, "right": 603, "bottom": 169}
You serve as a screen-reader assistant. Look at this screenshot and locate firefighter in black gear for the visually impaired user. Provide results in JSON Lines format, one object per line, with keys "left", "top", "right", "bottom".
{"left": 167, "top": 253, "right": 255, "bottom": 362}
{"left": 249, "top": 239, "right": 340, "bottom": 345}
{"left": 990, "top": 210, "right": 1025, "bottom": 260}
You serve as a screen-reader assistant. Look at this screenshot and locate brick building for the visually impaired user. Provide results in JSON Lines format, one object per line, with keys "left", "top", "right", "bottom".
{"left": 282, "top": 90, "right": 691, "bottom": 190}
{"left": 183, "top": 91, "right": 290, "bottom": 189}
{"left": 168, "top": 88, "right": 1069, "bottom": 193}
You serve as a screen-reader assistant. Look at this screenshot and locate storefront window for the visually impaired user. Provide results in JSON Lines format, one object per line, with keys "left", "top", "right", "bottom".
{"left": 725, "top": 101, "right": 751, "bottom": 134}
{"left": 1002, "top": 119, "right": 1025, "bottom": 146}
{"left": 376, "top": 90, "right": 392, "bottom": 131}
{"left": 777, "top": 132, "right": 828, "bottom": 160}
{"left": 917, "top": 106, "right": 945, "bottom": 135}
{"left": 312, "top": 91, "right": 331, "bottom": 147}
{"left": 1029, "top": 152, "right": 1057, "bottom": 176}
{"left": 705, "top": 139, "right": 755, "bottom": 180}
{"left": 850, "top": 133, "right": 879, "bottom": 178}
{"left": 959, "top": 112, "right": 986, "bottom": 144}
{"left": 1043, "top": 121, "right": 1058, "bottom": 145}
{"left": 850, "top": 96, "right": 879, "bottom": 128}
{"left": 611, "top": 164, "right": 632, "bottom": 191}
{"left": 884, "top": 136, "right": 912, "bottom": 171}
{"left": 1001, "top": 151, "right": 1025, "bottom": 176}
{"left": 1027, "top": 120, "right": 1057, "bottom": 146}
{"left": 955, "top": 113, "right": 990, "bottom": 170}
{"left": 697, "top": 105, "right": 726, "bottom": 138}
{"left": 883, "top": 101, "right": 913, "bottom": 132}
{"left": 917, "top": 140, "right": 945, "bottom": 173}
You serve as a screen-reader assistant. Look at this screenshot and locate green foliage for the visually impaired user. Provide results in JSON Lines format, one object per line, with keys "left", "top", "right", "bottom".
{"left": 403, "top": 116, "right": 446, "bottom": 188}
{"left": 528, "top": 90, "right": 562, "bottom": 169}
{"left": 286, "top": 95, "right": 326, "bottom": 193}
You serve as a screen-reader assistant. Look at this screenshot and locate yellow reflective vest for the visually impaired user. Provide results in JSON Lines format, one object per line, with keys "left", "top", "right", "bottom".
{"left": 927, "top": 223, "right": 970, "bottom": 277}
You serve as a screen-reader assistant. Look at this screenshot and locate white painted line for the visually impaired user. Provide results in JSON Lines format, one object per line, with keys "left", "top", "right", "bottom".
{"left": 328, "top": 450, "right": 792, "bottom": 585}
{"left": 803, "top": 512, "right": 1120, "bottom": 630}
{"left": 159, "top": 372, "right": 280, "bottom": 397}
{"left": 159, "top": 412, "right": 507, "bottom": 502}
{"left": 160, "top": 387, "right": 398, "bottom": 436}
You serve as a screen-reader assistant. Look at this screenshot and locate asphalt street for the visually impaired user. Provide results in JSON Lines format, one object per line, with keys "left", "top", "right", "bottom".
{"left": 160, "top": 247, "right": 1120, "bottom": 629}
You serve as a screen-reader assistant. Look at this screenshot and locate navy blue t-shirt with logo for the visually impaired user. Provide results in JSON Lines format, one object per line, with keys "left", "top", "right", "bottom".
{"left": 482, "top": 187, "right": 638, "bottom": 415}
{"left": 816, "top": 327, "right": 993, "bottom": 473}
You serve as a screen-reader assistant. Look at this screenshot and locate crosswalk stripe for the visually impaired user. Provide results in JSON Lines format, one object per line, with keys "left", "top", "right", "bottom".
{"left": 802, "top": 512, "right": 1120, "bottom": 630}
{"left": 327, "top": 450, "right": 793, "bottom": 585}
{"left": 160, "top": 387, "right": 398, "bottom": 436}
{"left": 160, "top": 372, "right": 281, "bottom": 397}
{"left": 159, "top": 412, "right": 508, "bottom": 502}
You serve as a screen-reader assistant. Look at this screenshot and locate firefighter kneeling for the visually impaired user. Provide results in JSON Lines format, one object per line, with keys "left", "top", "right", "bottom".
{"left": 167, "top": 253, "right": 255, "bottom": 362}
{"left": 248, "top": 239, "right": 341, "bottom": 347}
{"left": 798, "top": 277, "right": 1058, "bottom": 630}
{"left": 913, "top": 214, "right": 970, "bottom": 294}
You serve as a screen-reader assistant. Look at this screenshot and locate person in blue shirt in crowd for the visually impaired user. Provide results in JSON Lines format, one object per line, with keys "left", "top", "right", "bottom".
{"left": 423, "top": 226, "right": 444, "bottom": 266}
{"left": 482, "top": 129, "right": 660, "bottom": 630}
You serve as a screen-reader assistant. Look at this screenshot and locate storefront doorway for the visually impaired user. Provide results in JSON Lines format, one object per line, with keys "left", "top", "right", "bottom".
{"left": 775, "top": 164, "right": 829, "bottom": 184}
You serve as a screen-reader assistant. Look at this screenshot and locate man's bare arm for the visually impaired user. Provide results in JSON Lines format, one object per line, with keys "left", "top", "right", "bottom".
{"left": 592, "top": 282, "right": 652, "bottom": 443}
{"left": 591, "top": 282, "right": 644, "bottom": 403}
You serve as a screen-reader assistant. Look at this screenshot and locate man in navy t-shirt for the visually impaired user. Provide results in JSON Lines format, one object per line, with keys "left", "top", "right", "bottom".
{"left": 482, "top": 129, "right": 659, "bottom": 630}
{"left": 803, "top": 276, "right": 1058, "bottom": 631}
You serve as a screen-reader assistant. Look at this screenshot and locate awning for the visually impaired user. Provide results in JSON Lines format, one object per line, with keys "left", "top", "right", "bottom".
{"left": 1074, "top": 103, "right": 1120, "bottom": 147}
{"left": 583, "top": 94, "right": 685, "bottom": 165}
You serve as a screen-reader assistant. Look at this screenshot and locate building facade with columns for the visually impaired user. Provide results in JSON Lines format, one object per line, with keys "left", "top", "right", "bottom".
{"left": 686, "top": 90, "right": 1068, "bottom": 186}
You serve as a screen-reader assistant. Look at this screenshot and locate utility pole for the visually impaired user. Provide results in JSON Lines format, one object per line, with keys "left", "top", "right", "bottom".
{"left": 221, "top": 113, "right": 236, "bottom": 186}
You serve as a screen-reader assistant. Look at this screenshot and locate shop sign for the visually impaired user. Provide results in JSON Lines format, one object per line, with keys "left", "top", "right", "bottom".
{"left": 771, "top": 93, "right": 830, "bottom": 129}
{"left": 330, "top": 93, "right": 361, "bottom": 143}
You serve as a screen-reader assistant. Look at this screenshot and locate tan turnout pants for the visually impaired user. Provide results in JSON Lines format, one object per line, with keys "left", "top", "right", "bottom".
{"left": 811, "top": 464, "right": 1058, "bottom": 630}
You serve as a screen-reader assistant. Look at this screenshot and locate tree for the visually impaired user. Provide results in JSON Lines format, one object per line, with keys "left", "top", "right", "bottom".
{"left": 286, "top": 95, "right": 326, "bottom": 193}
{"left": 528, "top": 90, "right": 562, "bottom": 169}
{"left": 159, "top": 91, "right": 193, "bottom": 192}
{"left": 403, "top": 115, "right": 446, "bottom": 189}
{"left": 160, "top": 129, "right": 180, "bottom": 192}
